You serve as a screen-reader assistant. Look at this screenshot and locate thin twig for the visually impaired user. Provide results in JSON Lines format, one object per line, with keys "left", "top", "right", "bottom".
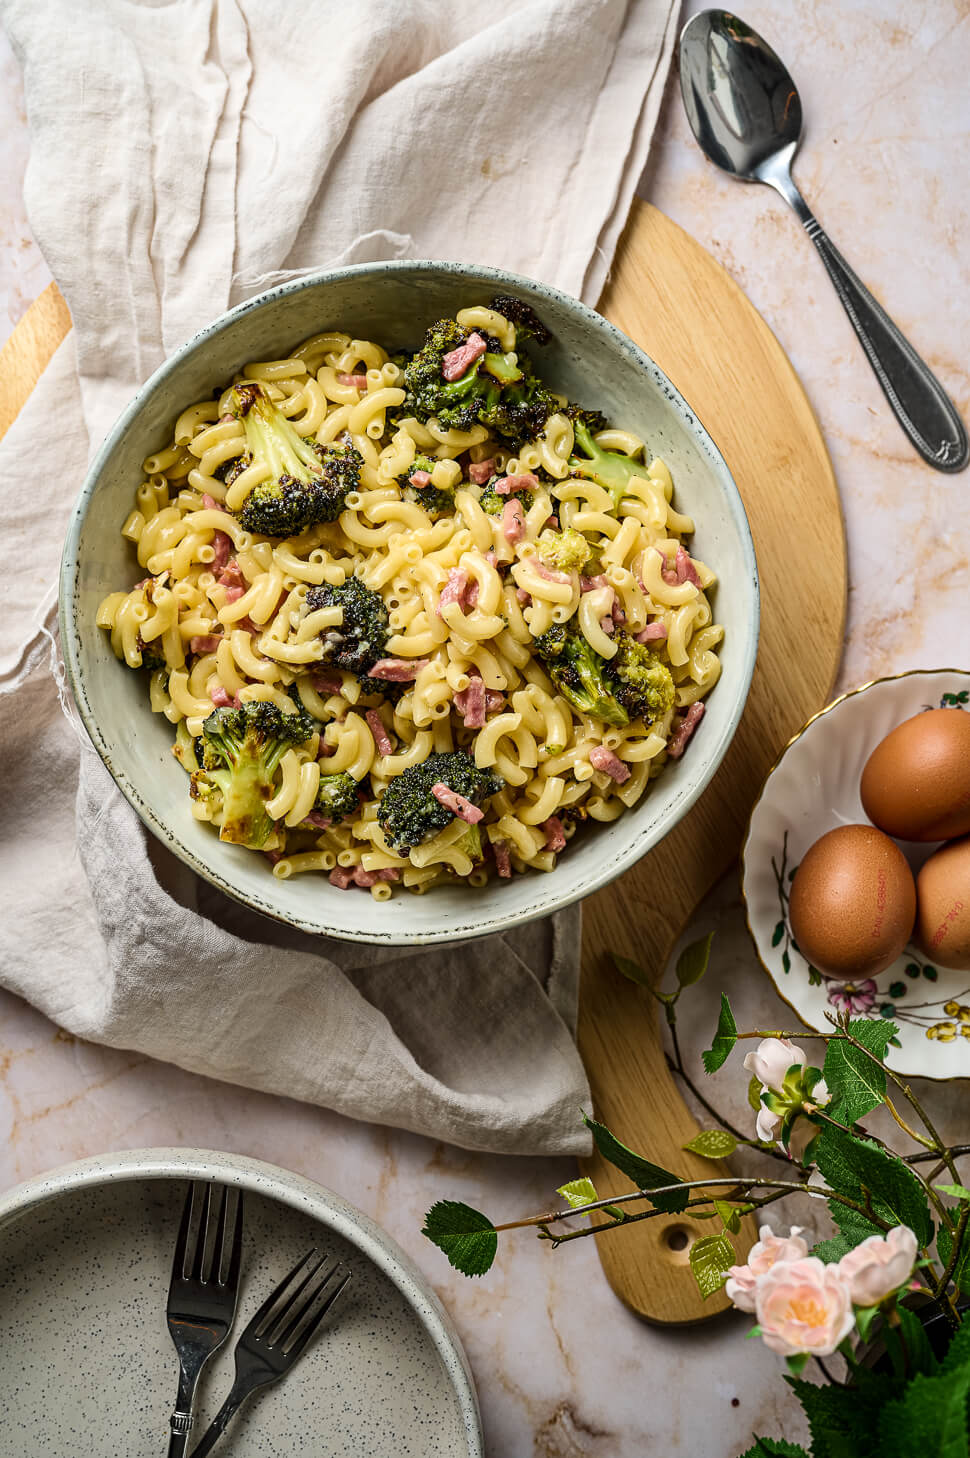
{"left": 884, "top": 1095, "right": 933, "bottom": 1149}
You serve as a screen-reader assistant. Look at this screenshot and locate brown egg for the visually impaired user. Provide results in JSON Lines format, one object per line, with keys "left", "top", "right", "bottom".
{"left": 861, "top": 708, "right": 970, "bottom": 842}
{"left": 916, "top": 836, "right": 970, "bottom": 970}
{"left": 788, "top": 824, "right": 916, "bottom": 978}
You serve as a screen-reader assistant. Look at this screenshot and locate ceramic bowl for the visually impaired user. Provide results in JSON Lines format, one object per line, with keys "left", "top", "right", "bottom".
{"left": 60, "top": 261, "right": 759, "bottom": 944}
{"left": 0, "top": 1147, "right": 482, "bottom": 1454}
{"left": 742, "top": 669, "right": 970, "bottom": 1079}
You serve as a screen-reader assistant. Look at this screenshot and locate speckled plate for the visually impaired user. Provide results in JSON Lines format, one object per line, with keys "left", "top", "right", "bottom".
{"left": 742, "top": 669, "right": 970, "bottom": 1080}
{"left": 0, "top": 1149, "right": 482, "bottom": 1455}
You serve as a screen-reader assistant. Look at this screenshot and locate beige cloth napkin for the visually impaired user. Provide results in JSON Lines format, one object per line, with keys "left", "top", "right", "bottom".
{"left": 0, "top": 0, "right": 678, "bottom": 1154}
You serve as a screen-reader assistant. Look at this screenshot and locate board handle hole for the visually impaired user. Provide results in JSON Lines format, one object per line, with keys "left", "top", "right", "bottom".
{"left": 665, "top": 1226, "right": 691, "bottom": 1253}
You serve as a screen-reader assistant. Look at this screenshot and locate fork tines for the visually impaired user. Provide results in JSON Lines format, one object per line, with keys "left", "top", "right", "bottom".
{"left": 171, "top": 1182, "right": 244, "bottom": 1293}
{"left": 254, "top": 1250, "right": 352, "bottom": 1358}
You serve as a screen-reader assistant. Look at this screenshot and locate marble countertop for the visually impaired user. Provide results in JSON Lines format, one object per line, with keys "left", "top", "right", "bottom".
{"left": 1, "top": 3, "right": 968, "bottom": 1453}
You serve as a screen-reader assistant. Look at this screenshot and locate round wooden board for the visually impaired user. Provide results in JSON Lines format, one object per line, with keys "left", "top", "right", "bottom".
{"left": 0, "top": 206, "right": 845, "bottom": 1326}
{"left": 579, "top": 201, "right": 845, "bottom": 1323}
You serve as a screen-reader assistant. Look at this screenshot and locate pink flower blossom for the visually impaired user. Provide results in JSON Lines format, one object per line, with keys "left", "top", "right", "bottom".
{"left": 755, "top": 1257, "right": 855, "bottom": 1357}
{"left": 725, "top": 1225, "right": 809, "bottom": 1313}
{"left": 825, "top": 978, "right": 878, "bottom": 1015}
{"left": 837, "top": 1226, "right": 918, "bottom": 1307}
{"left": 744, "top": 1037, "right": 807, "bottom": 1093}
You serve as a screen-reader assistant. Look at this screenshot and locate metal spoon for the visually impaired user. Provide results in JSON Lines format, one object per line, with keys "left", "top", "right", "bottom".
{"left": 679, "top": 9, "right": 968, "bottom": 473}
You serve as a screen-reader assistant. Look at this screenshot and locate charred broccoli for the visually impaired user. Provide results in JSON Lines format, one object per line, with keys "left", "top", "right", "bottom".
{"left": 488, "top": 294, "right": 552, "bottom": 346}
{"left": 479, "top": 477, "right": 535, "bottom": 515}
{"left": 313, "top": 771, "right": 361, "bottom": 824}
{"left": 228, "top": 382, "right": 361, "bottom": 536}
{"left": 533, "top": 623, "right": 674, "bottom": 729}
{"left": 562, "top": 402, "right": 608, "bottom": 435}
{"left": 377, "top": 750, "right": 503, "bottom": 854}
{"left": 305, "top": 576, "right": 389, "bottom": 678}
{"left": 537, "top": 527, "right": 591, "bottom": 573}
{"left": 199, "top": 700, "right": 314, "bottom": 848}
{"left": 397, "top": 454, "right": 455, "bottom": 517}
{"left": 568, "top": 418, "right": 648, "bottom": 510}
{"left": 402, "top": 317, "right": 556, "bottom": 442}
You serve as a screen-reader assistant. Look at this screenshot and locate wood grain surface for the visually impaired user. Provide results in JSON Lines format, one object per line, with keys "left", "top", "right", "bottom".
{"left": 1, "top": 202, "right": 845, "bottom": 1326}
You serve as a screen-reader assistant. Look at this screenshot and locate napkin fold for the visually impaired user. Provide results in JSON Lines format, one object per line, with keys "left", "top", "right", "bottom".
{"left": 0, "top": 0, "right": 678, "bottom": 1155}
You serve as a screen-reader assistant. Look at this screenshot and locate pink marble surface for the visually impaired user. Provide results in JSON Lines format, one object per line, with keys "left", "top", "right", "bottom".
{"left": 1, "top": 5, "right": 969, "bottom": 1454}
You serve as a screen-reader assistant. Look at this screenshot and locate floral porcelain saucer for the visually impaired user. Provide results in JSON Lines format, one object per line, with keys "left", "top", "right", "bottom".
{"left": 742, "top": 669, "right": 970, "bottom": 1080}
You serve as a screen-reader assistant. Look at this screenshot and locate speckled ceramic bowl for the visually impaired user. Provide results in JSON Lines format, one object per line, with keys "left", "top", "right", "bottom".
{"left": 742, "top": 669, "right": 970, "bottom": 1080}
{"left": 0, "top": 1148, "right": 482, "bottom": 1454}
{"left": 60, "top": 261, "right": 759, "bottom": 943}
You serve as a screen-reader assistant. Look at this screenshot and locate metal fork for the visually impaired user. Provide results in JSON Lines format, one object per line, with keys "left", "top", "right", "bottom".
{"left": 188, "top": 1250, "right": 352, "bottom": 1457}
{"left": 166, "top": 1183, "right": 244, "bottom": 1457}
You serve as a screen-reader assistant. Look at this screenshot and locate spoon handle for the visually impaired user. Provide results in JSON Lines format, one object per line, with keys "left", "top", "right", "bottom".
{"left": 772, "top": 176, "right": 967, "bottom": 472}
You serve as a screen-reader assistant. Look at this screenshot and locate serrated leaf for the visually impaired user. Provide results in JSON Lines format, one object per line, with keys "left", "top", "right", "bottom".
{"left": 557, "top": 1177, "right": 598, "bottom": 1211}
{"left": 787, "top": 1376, "right": 879, "bottom": 1458}
{"left": 676, "top": 931, "right": 714, "bottom": 988}
{"left": 702, "top": 993, "right": 737, "bottom": 1073}
{"left": 813, "top": 1201, "right": 884, "bottom": 1263}
{"left": 823, "top": 1018, "right": 896, "bottom": 1126}
{"left": 936, "top": 1183, "right": 970, "bottom": 1202}
{"left": 876, "top": 1364, "right": 970, "bottom": 1458}
{"left": 897, "top": 1304, "right": 937, "bottom": 1377}
{"left": 612, "top": 952, "right": 649, "bottom": 987}
{"left": 421, "top": 1201, "right": 497, "bottom": 1277}
{"left": 739, "top": 1441, "right": 809, "bottom": 1458}
{"left": 714, "top": 1199, "right": 741, "bottom": 1233}
{"left": 937, "top": 1225, "right": 970, "bottom": 1297}
{"left": 940, "top": 1311, "right": 970, "bottom": 1373}
{"left": 748, "top": 1074, "right": 764, "bottom": 1111}
{"left": 771, "top": 920, "right": 785, "bottom": 947}
{"left": 814, "top": 1126, "right": 933, "bottom": 1248}
{"left": 583, "top": 1115, "right": 688, "bottom": 1213}
{"left": 683, "top": 1128, "right": 738, "bottom": 1159}
{"left": 689, "top": 1233, "right": 734, "bottom": 1298}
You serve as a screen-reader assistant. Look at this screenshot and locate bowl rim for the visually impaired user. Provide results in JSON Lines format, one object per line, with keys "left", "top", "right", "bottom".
{"left": 60, "top": 257, "right": 760, "bottom": 944}
{"left": 0, "top": 1145, "right": 483, "bottom": 1452}
{"left": 739, "top": 666, "right": 970, "bottom": 1074}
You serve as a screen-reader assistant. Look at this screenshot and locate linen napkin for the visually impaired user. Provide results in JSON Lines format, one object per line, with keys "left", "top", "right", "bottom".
{"left": 0, "top": 0, "right": 678, "bottom": 1156}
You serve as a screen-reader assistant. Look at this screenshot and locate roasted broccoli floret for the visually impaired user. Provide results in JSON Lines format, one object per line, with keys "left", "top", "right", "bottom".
{"left": 479, "top": 477, "right": 535, "bottom": 515}
{"left": 454, "top": 823, "right": 485, "bottom": 865}
{"left": 305, "top": 576, "right": 389, "bottom": 678}
{"left": 377, "top": 750, "right": 503, "bottom": 854}
{"left": 200, "top": 700, "right": 313, "bottom": 848}
{"left": 227, "top": 382, "right": 361, "bottom": 536}
{"left": 313, "top": 771, "right": 361, "bottom": 824}
{"left": 537, "top": 527, "right": 591, "bottom": 573}
{"left": 533, "top": 623, "right": 674, "bottom": 729}
{"left": 134, "top": 632, "right": 167, "bottom": 673}
{"left": 568, "top": 419, "right": 648, "bottom": 511}
{"left": 563, "top": 401, "right": 609, "bottom": 435}
{"left": 397, "top": 454, "right": 454, "bottom": 517}
{"left": 489, "top": 294, "right": 552, "bottom": 346}
{"left": 402, "top": 317, "right": 556, "bottom": 442}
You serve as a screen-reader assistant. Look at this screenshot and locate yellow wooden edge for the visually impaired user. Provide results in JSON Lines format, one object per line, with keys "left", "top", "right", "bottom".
{"left": 0, "top": 281, "right": 71, "bottom": 443}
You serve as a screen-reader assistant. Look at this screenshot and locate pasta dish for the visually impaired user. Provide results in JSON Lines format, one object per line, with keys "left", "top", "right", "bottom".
{"left": 98, "top": 297, "right": 723, "bottom": 900}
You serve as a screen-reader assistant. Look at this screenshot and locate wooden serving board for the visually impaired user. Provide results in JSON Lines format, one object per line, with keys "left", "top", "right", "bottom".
{"left": 0, "top": 203, "right": 845, "bottom": 1326}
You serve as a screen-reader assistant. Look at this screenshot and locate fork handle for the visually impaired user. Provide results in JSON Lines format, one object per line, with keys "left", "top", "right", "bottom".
{"left": 187, "top": 1374, "right": 263, "bottom": 1458}
{"left": 167, "top": 1410, "right": 194, "bottom": 1458}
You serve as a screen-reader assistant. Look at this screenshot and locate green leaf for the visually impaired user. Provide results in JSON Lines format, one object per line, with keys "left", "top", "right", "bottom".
{"left": 937, "top": 1224, "right": 970, "bottom": 1297}
{"left": 876, "top": 1364, "right": 970, "bottom": 1458}
{"left": 782, "top": 949, "right": 791, "bottom": 975}
{"left": 788, "top": 1377, "right": 882, "bottom": 1458}
{"left": 739, "top": 1442, "right": 809, "bottom": 1458}
{"left": 556, "top": 1177, "right": 599, "bottom": 1211}
{"left": 823, "top": 1019, "right": 896, "bottom": 1126}
{"left": 612, "top": 952, "right": 649, "bottom": 987}
{"left": 688, "top": 1233, "right": 734, "bottom": 1298}
{"left": 813, "top": 1127, "right": 934, "bottom": 1248}
{"left": 748, "top": 1074, "right": 765, "bottom": 1111}
{"left": 940, "top": 1310, "right": 970, "bottom": 1374}
{"left": 702, "top": 993, "right": 738, "bottom": 1073}
{"left": 714, "top": 1198, "right": 742, "bottom": 1234}
{"left": 785, "top": 1352, "right": 809, "bottom": 1376}
{"left": 675, "top": 931, "right": 714, "bottom": 988}
{"left": 583, "top": 1115, "right": 689, "bottom": 1213}
{"left": 771, "top": 920, "right": 785, "bottom": 947}
{"left": 855, "top": 1304, "right": 881, "bottom": 1342}
{"left": 936, "top": 1183, "right": 970, "bottom": 1203}
{"left": 682, "top": 1129, "right": 738, "bottom": 1159}
{"left": 897, "top": 1304, "right": 938, "bottom": 1377}
{"left": 421, "top": 1201, "right": 497, "bottom": 1277}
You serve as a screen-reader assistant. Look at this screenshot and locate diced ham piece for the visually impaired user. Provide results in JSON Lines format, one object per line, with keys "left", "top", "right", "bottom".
{"left": 542, "top": 816, "right": 567, "bottom": 852}
{"left": 302, "top": 811, "right": 331, "bottom": 829}
{"left": 236, "top": 615, "right": 260, "bottom": 635}
{"left": 484, "top": 689, "right": 505, "bottom": 714}
{"left": 502, "top": 498, "right": 525, "bottom": 545}
{"left": 533, "top": 560, "right": 570, "bottom": 585}
{"left": 611, "top": 599, "right": 626, "bottom": 626}
{"left": 311, "top": 672, "right": 343, "bottom": 695}
{"left": 330, "top": 863, "right": 399, "bottom": 891}
{"left": 223, "top": 585, "right": 245, "bottom": 604}
{"left": 516, "top": 588, "right": 532, "bottom": 606}
{"left": 599, "top": 615, "right": 615, "bottom": 638}
{"left": 484, "top": 550, "right": 497, "bottom": 567}
{"left": 264, "top": 849, "right": 283, "bottom": 865}
{"left": 581, "top": 574, "right": 609, "bottom": 593}
{"left": 209, "top": 685, "right": 234, "bottom": 708}
{"left": 667, "top": 702, "right": 705, "bottom": 760}
{"left": 468, "top": 459, "right": 495, "bottom": 485}
{"left": 637, "top": 621, "right": 668, "bottom": 643}
{"left": 211, "top": 530, "right": 233, "bottom": 572}
{"left": 365, "top": 708, "right": 395, "bottom": 757}
{"left": 329, "top": 866, "right": 356, "bottom": 889}
{"left": 409, "top": 469, "right": 432, "bottom": 488}
{"left": 219, "top": 559, "right": 245, "bottom": 589}
{"left": 190, "top": 634, "right": 223, "bottom": 655}
{"left": 337, "top": 372, "right": 368, "bottom": 388}
{"left": 493, "top": 472, "right": 538, "bottom": 496}
{"left": 368, "top": 658, "right": 429, "bottom": 682}
{"left": 438, "top": 568, "right": 469, "bottom": 617}
{"left": 432, "top": 783, "right": 484, "bottom": 824}
{"left": 317, "top": 740, "right": 335, "bottom": 759}
{"left": 376, "top": 867, "right": 400, "bottom": 882}
{"left": 202, "top": 493, "right": 228, "bottom": 512}
{"left": 657, "top": 548, "right": 680, "bottom": 587}
{"left": 441, "top": 332, "right": 487, "bottom": 382}
{"left": 676, "top": 545, "right": 701, "bottom": 586}
{"left": 546, "top": 516, "right": 560, "bottom": 530}
{"left": 465, "top": 575, "right": 480, "bottom": 609}
{"left": 493, "top": 841, "right": 513, "bottom": 879}
{"left": 589, "top": 745, "right": 631, "bottom": 783}
{"left": 455, "top": 677, "right": 486, "bottom": 729}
